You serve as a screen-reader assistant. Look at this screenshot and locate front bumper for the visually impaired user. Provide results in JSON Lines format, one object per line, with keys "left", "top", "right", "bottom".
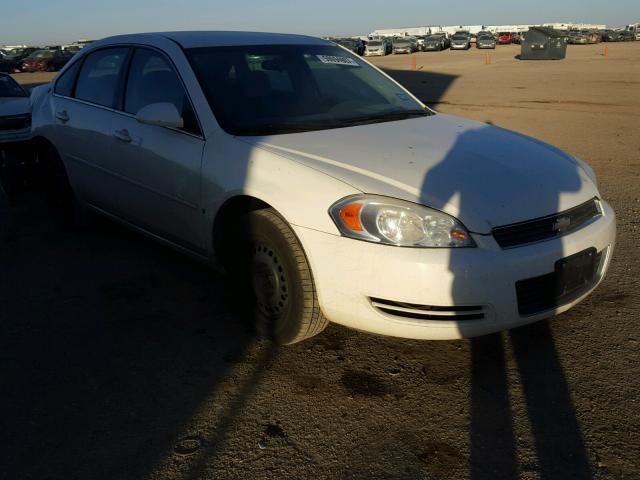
{"left": 0, "top": 127, "right": 31, "bottom": 144}
{"left": 365, "top": 51, "right": 384, "bottom": 56}
{"left": 451, "top": 44, "right": 468, "bottom": 49}
{"left": 294, "top": 201, "right": 615, "bottom": 340}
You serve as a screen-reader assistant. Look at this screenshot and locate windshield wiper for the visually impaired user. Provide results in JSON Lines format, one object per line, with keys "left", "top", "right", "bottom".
{"left": 341, "top": 109, "right": 432, "bottom": 125}
{"left": 234, "top": 110, "right": 432, "bottom": 136}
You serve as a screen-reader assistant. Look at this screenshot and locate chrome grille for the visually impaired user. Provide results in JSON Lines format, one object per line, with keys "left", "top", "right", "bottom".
{"left": 492, "top": 198, "right": 601, "bottom": 249}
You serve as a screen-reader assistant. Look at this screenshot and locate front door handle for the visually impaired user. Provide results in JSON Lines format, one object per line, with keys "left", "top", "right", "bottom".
{"left": 55, "top": 110, "right": 69, "bottom": 123}
{"left": 113, "top": 129, "right": 132, "bottom": 143}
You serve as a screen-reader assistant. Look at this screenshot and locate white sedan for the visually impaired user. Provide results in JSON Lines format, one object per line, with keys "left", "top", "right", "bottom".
{"left": 30, "top": 32, "right": 615, "bottom": 344}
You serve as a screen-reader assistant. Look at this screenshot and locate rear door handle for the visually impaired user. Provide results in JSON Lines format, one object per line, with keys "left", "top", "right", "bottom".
{"left": 55, "top": 110, "right": 69, "bottom": 123}
{"left": 113, "top": 129, "right": 132, "bottom": 143}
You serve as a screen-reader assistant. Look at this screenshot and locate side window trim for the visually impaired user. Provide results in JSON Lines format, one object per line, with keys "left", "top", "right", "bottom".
{"left": 121, "top": 45, "right": 204, "bottom": 139}
{"left": 115, "top": 47, "right": 135, "bottom": 112}
{"left": 52, "top": 43, "right": 204, "bottom": 140}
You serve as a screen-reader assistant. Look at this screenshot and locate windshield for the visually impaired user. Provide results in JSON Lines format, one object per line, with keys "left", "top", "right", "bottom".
{"left": 187, "top": 44, "right": 430, "bottom": 136}
{"left": 335, "top": 40, "right": 356, "bottom": 47}
{"left": 452, "top": 35, "right": 467, "bottom": 40}
{"left": 478, "top": 35, "right": 494, "bottom": 40}
{"left": 0, "top": 75, "right": 27, "bottom": 97}
{"left": 368, "top": 41, "right": 382, "bottom": 47}
{"left": 394, "top": 40, "right": 410, "bottom": 45}
{"left": 426, "top": 36, "right": 440, "bottom": 41}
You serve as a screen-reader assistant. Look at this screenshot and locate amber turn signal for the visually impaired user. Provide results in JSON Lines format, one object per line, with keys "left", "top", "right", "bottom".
{"left": 339, "top": 203, "right": 364, "bottom": 231}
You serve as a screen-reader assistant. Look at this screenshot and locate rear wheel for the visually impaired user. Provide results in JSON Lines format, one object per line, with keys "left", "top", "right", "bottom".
{"left": 230, "top": 208, "right": 328, "bottom": 344}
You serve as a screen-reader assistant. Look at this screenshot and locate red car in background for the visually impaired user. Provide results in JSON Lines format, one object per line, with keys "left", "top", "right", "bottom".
{"left": 497, "top": 32, "right": 513, "bottom": 45}
{"left": 20, "top": 50, "right": 73, "bottom": 72}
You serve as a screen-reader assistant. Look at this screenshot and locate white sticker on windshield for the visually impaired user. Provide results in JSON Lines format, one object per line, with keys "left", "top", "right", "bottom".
{"left": 316, "top": 55, "right": 359, "bottom": 66}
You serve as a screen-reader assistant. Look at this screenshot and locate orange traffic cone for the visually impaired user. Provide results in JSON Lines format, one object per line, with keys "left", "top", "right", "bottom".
{"left": 411, "top": 55, "right": 417, "bottom": 70}
{"left": 604, "top": 45, "right": 609, "bottom": 57}
{"left": 485, "top": 51, "right": 491, "bottom": 65}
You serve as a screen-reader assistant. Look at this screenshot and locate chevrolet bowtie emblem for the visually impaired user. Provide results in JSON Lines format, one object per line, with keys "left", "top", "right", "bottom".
{"left": 553, "top": 216, "right": 571, "bottom": 232}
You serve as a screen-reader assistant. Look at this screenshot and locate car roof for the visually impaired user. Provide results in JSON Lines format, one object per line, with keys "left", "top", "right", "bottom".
{"left": 94, "top": 31, "right": 332, "bottom": 49}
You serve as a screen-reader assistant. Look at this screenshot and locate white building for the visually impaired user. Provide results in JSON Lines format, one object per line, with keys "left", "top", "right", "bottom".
{"left": 369, "top": 22, "right": 607, "bottom": 37}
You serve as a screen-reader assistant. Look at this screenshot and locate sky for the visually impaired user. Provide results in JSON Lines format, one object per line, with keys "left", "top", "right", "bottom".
{"left": 1, "top": 0, "right": 638, "bottom": 45}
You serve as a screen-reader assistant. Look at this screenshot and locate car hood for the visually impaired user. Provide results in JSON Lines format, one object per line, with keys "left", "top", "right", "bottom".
{"left": 0, "top": 97, "right": 30, "bottom": 116}
{"left": 244, "top": 114, "right": 598, "bottom": 234}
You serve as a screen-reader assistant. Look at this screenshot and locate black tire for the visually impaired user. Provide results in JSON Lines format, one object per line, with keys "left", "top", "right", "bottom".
{"left": 230, "top": 208, "right": 328, "bottom": 345}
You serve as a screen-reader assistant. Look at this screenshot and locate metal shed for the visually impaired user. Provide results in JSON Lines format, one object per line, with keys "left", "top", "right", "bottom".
{"left": 520, "top": 27, "right": 567, "bottom": 60}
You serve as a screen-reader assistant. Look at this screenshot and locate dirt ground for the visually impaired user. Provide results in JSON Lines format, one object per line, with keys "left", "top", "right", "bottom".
{"left": 1, "top": 42, "right": 639, "bottom": 480}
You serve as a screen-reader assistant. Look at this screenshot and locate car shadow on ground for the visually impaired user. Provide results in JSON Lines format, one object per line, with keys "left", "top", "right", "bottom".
{"left": 380, "top": 67, "right": 459, "bottom": 109}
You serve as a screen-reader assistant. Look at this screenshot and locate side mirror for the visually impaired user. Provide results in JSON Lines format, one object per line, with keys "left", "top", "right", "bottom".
{"left": 135, "top": 102, "right": 184, "bottom": 129}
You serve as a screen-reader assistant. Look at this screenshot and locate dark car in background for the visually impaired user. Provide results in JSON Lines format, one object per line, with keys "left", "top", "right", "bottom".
{"left": 0, "top": 73, "right": 31, "bottom": 144}
{"left": 392, "top": 37, "right": 416, "bottom": 54}
{"left": 0, "top": 54, "right": 16, "bottom": 73}
{"left": 602, "top": 30, "right": 623, "bottom": 41}
{"left": 511, "top": 32, "right": 524, "bottom": 44}
{"left": 20, "top": 49, "right": 73, "bottom": 72}
{"left": 476, "top": 34, "right": 497, "bottom": 49}
{"left": 619, "top": 31, "right": 636, "bottom": 41}
{"left": 476, "top": 30, "right": 494, "bottom": 40}
{"left": 3, "top": 47, "right": 39, "bottom": 63}
{"left": 331, "top": 38, "right": 365, "bottom": 56}
{"left": 450, "top": 32, "right": 471, "bottom": 50}
{"left": 422, "top": 34, "right": 446, "bottom": 51}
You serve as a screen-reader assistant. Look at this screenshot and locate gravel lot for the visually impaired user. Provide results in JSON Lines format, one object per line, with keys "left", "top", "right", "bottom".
{"left": 1, "top": 42, "right": 639, "bottom": 479}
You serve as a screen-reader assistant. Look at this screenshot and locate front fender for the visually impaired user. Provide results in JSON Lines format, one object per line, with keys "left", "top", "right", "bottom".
{"left": 201, "top": 133, "right": 360, "bottom": 250}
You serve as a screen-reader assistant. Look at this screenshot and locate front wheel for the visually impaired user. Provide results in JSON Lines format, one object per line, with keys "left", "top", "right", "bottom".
{"left": 231, "top": 208, "right": 328, "bottom": 344}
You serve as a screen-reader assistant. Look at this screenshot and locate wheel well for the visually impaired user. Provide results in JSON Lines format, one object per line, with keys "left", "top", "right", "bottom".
{"left": 213, "top": 195, "right": 271, "bottom": 261}
{"left": 30, "top": 136, "right": 61, "bottom": 185}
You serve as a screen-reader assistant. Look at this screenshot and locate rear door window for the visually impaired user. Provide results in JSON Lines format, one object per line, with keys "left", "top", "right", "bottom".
{"left": 74, "top": 48, "right": 129, "bottom": 108}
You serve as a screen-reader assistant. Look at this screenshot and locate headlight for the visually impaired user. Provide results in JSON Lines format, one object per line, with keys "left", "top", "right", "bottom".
{"left": 329, "top": 195, "right": 475, "bottom": 248}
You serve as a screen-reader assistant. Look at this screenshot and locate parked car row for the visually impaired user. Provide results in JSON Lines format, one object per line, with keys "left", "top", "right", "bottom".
{"left": 333, "top": 25, "right": 637, "bottom": 57}
{"left": 0, "top": 47, "right": 75, "bottom": 73}
{"left": 601, "top": 29, "right": 637, "bottom": 41}
{"left": 367, "top": 31, "right": 521, "bottom": 54}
